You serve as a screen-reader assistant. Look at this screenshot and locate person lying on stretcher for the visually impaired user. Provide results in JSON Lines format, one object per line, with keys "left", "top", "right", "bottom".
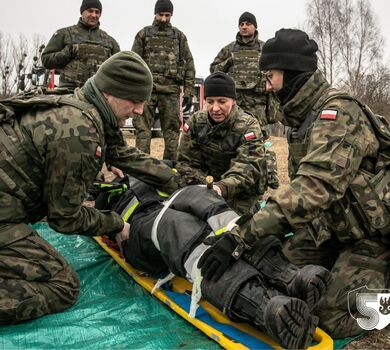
{"left": 93, "top": 175, "right": 332, "bottom": 349}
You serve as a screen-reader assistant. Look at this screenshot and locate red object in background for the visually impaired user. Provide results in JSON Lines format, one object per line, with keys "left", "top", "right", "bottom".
{"left": 47, "top": 69, "right": 56, "bottom": 89}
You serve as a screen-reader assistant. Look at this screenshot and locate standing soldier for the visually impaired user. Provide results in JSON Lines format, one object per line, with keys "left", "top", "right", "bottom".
{"left": 210, "top": 12, "right": 280, "bottom": 129}
{"left": 198, "top": 29, "right": 390, "bottom": 338}
{"left": 42, "top": 0, "right": 120, "bottom": 90}
{"left": 132, "top": 0, "right": 196, "bottom": 160}
{"left": 210, "top": 12, "right": 279, "bottom": 190}
{"left": 0, "top": 51, "right": 181, "bottom": 324}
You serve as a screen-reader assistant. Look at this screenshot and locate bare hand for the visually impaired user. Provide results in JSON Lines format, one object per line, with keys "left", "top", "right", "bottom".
{"left": 110, "top": 166, "right": 124, "bottom": 178}
{"left": 115, "top": 222, "right": 130, "bottom": 254}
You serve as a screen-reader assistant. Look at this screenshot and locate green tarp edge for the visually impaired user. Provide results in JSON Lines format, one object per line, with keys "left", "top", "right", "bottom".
{"left": 0, "top": 223, "right": 219, "bottom": 350}
{"left": 0, "top": 222, "right": 362, "bottom": 349}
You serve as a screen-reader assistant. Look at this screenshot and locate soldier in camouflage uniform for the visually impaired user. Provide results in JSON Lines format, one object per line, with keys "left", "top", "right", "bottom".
{"left": 131, "top": 0, "right": 195, "bottom": 160}
{"left": 210, "top": 12, "right": 279, "bottom": 190}
{"left": 177, "top": 72, "right": 267, "bottom": 215}
{"left": 210, "top": 12, "right": 279, "bottom": 127}
{"left": 0, "top": 51, "right": 181, "bottom": 324}
{"left": 42, "top": 0, "right": 120, "bottom": 90}
{"left": 198, "top": 29, "right": 390, "bottom": 338}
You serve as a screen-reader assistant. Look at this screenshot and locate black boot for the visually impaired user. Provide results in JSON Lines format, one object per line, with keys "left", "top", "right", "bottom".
{"left": 243, "top": 235, "right": 331, "bottom": 312}
{"left": 229, "top": 276, "right": 318, "bottom": 349}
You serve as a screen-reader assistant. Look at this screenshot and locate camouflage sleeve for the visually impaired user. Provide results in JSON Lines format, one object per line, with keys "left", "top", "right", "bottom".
{"left": 105, "top": 133, "right": 181, "bottom": 193}
{"left": 180, "top": 32, "right": 195, "bottom": 97}
{"left": 219, "top": 119, "right": 266, "bottom": 199}
{"left": 43, "top": 121, "right": 124, "bottom": 237}
{"left": 41, "top": 29, "right": 74, "bottom": 69}
{"left": 131, "top": 30, "right": 144, "bottom": 57}
{"left": 110, "top": 36, "right": 121, "bottom": 54}
{"left": 209, "top": 43, "right": 233, "bottom": 73}
{"left": 176, "top": 114, "right": 206, "bottom": 184}
{"left": 237, "top": 101, "right": 371, "bottom": 245}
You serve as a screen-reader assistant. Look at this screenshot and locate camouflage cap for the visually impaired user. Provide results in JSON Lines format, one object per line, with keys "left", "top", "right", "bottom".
{"left": 94, "top": 51, "right": 153, "bottom": 101}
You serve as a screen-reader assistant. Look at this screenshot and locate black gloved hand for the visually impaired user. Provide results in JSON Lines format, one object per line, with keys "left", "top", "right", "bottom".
{"left": 181, "top": 96, "right": 192, "bottom": 113}
{"left": 197, "top": 232, "right": 238, "bottom": 282}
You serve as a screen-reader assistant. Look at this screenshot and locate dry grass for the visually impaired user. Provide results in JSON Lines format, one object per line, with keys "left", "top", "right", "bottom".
{"left": 117, "top": 135, "right": 389, "bottom": 349}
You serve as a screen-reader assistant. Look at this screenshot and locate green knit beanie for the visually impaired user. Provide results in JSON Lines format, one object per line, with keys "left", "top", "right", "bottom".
{"left": 94, "top": 51, "right": 153, "bottom": 101}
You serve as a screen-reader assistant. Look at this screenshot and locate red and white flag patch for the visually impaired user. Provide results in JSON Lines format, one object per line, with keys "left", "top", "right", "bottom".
{"left": 244, "top": 132, "right": 256, "bottom": 140}
{"left": 95, "top": 145, "right": 102, "bottom": 158}
{"left": 320, "top": 109, "right": 338, "bottom": 120}
{"left": 182, "top": 122, "right": 190, "bottom": 133}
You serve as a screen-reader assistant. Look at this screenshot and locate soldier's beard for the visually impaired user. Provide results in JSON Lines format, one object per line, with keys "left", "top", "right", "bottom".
{"left": 156, "top": 21, "right": 170, "bottom": 29}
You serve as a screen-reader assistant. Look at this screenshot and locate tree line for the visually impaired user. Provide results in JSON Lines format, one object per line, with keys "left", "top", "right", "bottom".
{"left": 1, "top": 0, "right": 389, "bottom": 116}
{"left": 307, "top": 0, "right": 390, "bottom": 115}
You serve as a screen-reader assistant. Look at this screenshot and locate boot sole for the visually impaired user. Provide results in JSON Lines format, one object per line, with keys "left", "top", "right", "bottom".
{"left": 264, "top": 295, "right": 318, "bottom": 349}
{"left": 295, "top": 265, "right": 332, "bottom": 312}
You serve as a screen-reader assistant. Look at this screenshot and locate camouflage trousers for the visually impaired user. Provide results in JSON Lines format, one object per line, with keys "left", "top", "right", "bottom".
{"left": 0, "top": 223, "right": 80, "bottom": 325}
{"left": 283, "top": 228, "right": 390, "bottom": 338}
{"left": 133, "top": 92, "right": 181, "bottom": 160}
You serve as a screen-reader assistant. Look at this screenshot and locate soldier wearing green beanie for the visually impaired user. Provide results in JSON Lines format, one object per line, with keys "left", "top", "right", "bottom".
{"left": 0, "top": 50, "right": 182, "bottom": 325}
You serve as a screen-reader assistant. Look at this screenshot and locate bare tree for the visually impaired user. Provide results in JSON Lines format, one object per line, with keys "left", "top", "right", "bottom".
{"left": 11, "top": 34, "right": 29, "bottom": 93}
{"left": 306, "top": 0, "right": 389, "bottom": 114}
{"left": 0, "top": 32, "right": 46, "bottom": 97}
{"left": 0, "top": 32, "right": 15, "bottom": 97}
{"left": 337, "top": 0, "right": 383, "bottom": 97}
{"left": 306, "top": 0, "right": 341, "bottom": 84}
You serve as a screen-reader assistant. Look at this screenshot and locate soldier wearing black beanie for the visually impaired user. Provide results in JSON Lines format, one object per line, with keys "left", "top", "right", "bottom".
{"left": 259, "top": 28, "right": 318, "bottom": 104}
{"left": 204, "top": 72, "right": 237, "bottom": 99}
{"left": 80, "top": 0, "right": 102, "bottom": 14}
{"left": 154, "top": 0, "right": 174, "bottom": 14}
{"left": 238, "top": 12, "right": 257, "bottom": 28}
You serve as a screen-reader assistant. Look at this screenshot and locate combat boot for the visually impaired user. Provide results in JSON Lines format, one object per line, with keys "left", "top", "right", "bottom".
{"left": 243, "top": 235, "right": 331, "bottom": 312}
{"left": 229, "top": 276, "right": 318, "bottom": 349}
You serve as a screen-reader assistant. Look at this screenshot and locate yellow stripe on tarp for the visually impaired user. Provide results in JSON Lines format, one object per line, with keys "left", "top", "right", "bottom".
{"left": 94, "top": 236, "right": 333, "bottom": 350}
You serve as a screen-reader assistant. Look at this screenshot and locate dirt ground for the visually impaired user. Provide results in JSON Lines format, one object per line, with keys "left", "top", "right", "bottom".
{"left": 118, "top": 135, "right": 390, "bottom": 349}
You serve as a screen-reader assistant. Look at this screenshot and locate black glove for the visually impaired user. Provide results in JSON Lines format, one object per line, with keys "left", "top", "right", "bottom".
{"left": 198, "top": 232, "right": 240, "bottom": 282}
{"left": 182, "top": 96, "right": 192, "bottom": 113}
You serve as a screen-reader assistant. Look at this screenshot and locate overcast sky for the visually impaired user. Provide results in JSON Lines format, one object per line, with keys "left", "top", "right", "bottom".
{"left": 1, "top": 0, "right": 389, "bottom": 78}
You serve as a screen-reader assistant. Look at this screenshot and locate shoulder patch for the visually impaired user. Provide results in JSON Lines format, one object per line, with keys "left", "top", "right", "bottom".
{"left": 95, "top": 145, "right": 102, "bottom": 158}
{"left": 320, "top": 109, "right": 338, "bottom": 120}
{"left": 244, "top": 131, "right": 256, "bottom": 140}
{"left": 182, "top": 122, "right": 190, "bottom": 133}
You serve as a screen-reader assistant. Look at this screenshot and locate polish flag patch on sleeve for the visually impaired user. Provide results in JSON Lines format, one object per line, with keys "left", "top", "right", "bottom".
{"left": 244, "top": 132, "right": 256, "bottom": 140}
{"left": 320, "top": 109, "right": 338, "bottom": 120}
{"left": 95, "top": 145, "right": 102, "bottom": 158}
{"left": 182, "top": 122, "right": 190, "bottom": 133}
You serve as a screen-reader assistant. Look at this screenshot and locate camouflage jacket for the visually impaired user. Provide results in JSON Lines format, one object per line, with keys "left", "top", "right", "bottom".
{"left": 177, "top": 105, "right": 266, "bottom": 212}
{"left": 209, "top": 32, "right": 281, "bottom": 125}
{"left": 42, "top": 19, "right": 120, "bottom": 89}
{"left": 236, "top": 70, "right": 382, "bottom": 246}
{"left": 0, "top": 90, "right": 180, "bottom": 245}
{"left": 131, "top": 20, "right": 195, "bottom": 96}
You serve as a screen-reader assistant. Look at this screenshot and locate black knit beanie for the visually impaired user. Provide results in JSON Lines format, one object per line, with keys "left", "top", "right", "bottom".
{"left": 260, "top": 29, "right": 318, "bottom": 72}
{"left": 80, "top": 0, "right": 102, "bottom": 13}
{"left": 154, "top": 0, "right": 174, "bottom": 14}
{"left": 204, "top": 72, "right": 236, "bottom": 99}
{"left": 239, "top": 12, "right": 257, "bottom": 28}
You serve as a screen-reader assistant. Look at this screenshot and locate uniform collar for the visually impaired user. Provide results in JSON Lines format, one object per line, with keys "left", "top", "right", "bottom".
{"left": 236, "top": 30, "right": 259, "bottom": 46}
{"left": 281, "top": 70, "right": 331, "bottom": 128}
